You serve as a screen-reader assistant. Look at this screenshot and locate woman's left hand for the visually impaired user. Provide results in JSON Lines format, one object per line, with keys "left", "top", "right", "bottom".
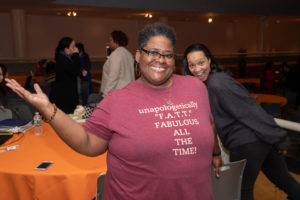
{"left": 5, "top": 78, "right": 51, "bottom": 112}
{"left": 212, "top": 155, "right": 223, "bottom": 178}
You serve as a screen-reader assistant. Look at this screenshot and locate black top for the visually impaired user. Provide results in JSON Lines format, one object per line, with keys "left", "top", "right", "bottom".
{"left": 206, "top": 72, "right": 290, "bottom": 150}
{"left": 49, "top": 53, "right": 81, "bottom": 114}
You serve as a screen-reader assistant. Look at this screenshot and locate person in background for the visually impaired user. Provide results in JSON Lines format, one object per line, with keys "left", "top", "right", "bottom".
{"left": 238, "top": 58, "right": 247, "bottom": 78}
{"left": 76, "top": 42, "right": 93, "bottom": 105}
{"left": 100, "top": 30, "right": 135, "bottom": 97}
{"left": 44, "top": 61, "right": 56, "bottom": 86}
{"left": 0, "top": 64, "right": 12, "bottom": 120}
{"left": 183, "top": 43, "right": 300, "bottom": 200}
{"left": 35, "top": 59, "right": 47, "bottom": 76}
{"left": 263, "top": 61, "right": 276, "bottom": 94}
{"left": 49, "top": 37, "right": 81, "bottom": 114}
{"left": 6, "top": 23, "right": 221, "bottom": 200}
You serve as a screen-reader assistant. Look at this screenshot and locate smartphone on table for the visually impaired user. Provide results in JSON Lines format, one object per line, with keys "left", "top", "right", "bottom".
{"left": 35, "top": 161, "right": 54, "bottom": 170}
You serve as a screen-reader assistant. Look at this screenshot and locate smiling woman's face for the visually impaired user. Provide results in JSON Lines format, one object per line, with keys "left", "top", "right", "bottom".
{"left": 187, "top": 51, "right": 211, "bottom": 82}
{"left": 135, "top": 35, "right": 175, "bottom": 88}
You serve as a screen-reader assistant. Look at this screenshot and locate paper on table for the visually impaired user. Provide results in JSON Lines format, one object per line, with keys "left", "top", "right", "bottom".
{"left": 0, "top": 119, "right": 34, "bottom": 133}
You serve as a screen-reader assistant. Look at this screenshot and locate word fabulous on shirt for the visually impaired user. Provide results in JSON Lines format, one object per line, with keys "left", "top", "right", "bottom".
{"left": 138, "top": 101, "right": 200, "bottom": 156}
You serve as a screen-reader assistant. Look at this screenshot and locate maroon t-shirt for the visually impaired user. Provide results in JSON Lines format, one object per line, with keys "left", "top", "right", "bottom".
{"left": 83, "top": 75, "right": 214, "bottom": 200}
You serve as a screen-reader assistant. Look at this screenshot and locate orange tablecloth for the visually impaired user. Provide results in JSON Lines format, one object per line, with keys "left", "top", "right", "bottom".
{"left": 7, "top": 75, "right": 45, "bottom": 86}
{"left": 0, "top": 123, "right": 107, "bottom": 200}
{"left": 250, "top": 93, "right": 288, "bottom": 107}
{"left": 236, "top": 78, "right": 261, "bottom": 88}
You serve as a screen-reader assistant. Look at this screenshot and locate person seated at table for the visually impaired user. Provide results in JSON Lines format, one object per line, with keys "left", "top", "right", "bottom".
{"left": 35, "top": 59, "right": 47, "bottom": 76}
{"left": 6, "top": 23, "right": 222, "bottom": 200}
{"left": 0, "top": 64, "right": 12, "bottom": 120}
{"left": 44, "top": 61, "right": 56, "bottom": 86}
{"left": 183, "top": 43, "right": 300, "bottom": 200}
{"left": 263, "top": 61, "right": 276, "bottom": 94}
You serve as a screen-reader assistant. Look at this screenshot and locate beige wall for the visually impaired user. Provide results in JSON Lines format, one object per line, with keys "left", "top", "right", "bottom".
{"left": 0, "top": 13, "right": 14, "bottom": 57}
{"left": 0, "top": 11, "right": 299, "bottom": 59}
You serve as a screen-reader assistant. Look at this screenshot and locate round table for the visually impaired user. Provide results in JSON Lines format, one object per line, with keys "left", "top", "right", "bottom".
{"left": 0, "top": 123, "right": 107, "bottom": 200}
{"left": 250, "top": 93, "right": 288, "bottom": 107}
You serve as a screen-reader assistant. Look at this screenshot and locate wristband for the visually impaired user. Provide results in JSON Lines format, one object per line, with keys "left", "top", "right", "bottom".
{"left": 44, "top": 104, "right": 57, "bottom": 123}
{"left": 213, "top": 152, "right": 221, "bottom": 157}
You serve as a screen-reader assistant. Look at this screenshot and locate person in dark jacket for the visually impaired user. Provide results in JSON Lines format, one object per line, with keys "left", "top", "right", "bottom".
{"left": 183, "top": 43, "right": 300, "bottom": 200}
{"left": 49, "top": 37, "right": 81, "bottom": 114}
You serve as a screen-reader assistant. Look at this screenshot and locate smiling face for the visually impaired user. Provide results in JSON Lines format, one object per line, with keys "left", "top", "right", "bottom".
{"left": 187, "top": 51, "right": 211, "bottom": 82}
{"left": 135, "top": 35, "right": 175, "bottom": 88}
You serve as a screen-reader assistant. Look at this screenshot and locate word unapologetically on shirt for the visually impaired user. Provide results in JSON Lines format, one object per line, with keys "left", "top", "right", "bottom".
{"left": 138, "top": 101, "right": 198, "bottom": 114}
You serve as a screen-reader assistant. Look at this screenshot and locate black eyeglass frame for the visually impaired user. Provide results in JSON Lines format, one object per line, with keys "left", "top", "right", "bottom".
{"left": 141, "top": 48, "right": 175, "bottom": 60}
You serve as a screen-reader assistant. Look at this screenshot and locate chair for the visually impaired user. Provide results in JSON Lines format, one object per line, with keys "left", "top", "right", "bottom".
{"left": 96, "top": 173, "right": 106, "bottom": 200}
{"left": 211, "top": 159, "right": 247, "bottom": 200}
{"left": 9, "top": 102, "right": 35, "bottom": 120}
{"left": 87, "top": 93, "right": 103, "bottom": 107}
{"left": 0, "top": 109, "right": 13, "bottom": 121}
{"left": 287, "top": 114, "right": 300, "bottom": 160}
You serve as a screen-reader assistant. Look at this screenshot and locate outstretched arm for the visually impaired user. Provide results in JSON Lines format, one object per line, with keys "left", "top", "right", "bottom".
{"left": 6, "top": 78, "right": 108, "bottom": 156}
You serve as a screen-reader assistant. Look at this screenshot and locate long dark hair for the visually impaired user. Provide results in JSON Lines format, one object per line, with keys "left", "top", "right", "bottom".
{"left": 55, "top": 37, "right": 73, "bottom": 59}
{"left": 183, "top": 43, "right": 223, "bottom": 76}
{"left": 0, "top": 64, "right": 8, "bottom": 106}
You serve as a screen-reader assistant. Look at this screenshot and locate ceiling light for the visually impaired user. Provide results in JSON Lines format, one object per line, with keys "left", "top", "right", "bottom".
{"left": 208, "top": 18, "right": 213, "bottom": 23}
{"left": 145, "top": 12, "right": 153, "bottom": 19}
{"left": 67, "top": 11, "right": 77, "bottom": 17}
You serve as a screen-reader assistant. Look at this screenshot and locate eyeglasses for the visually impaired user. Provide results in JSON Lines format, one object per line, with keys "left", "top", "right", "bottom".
{"left": 141, "top": 48, "right": 175, "bottom": 60}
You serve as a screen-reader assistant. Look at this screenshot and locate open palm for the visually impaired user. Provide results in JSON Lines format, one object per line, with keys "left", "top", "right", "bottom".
{"left": 5, "top": 78, "right": 50, "bottom": 110}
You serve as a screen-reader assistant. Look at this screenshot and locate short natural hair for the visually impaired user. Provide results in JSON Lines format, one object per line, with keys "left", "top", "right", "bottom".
{"left": 111, "top": 30, "right": 128, "bottom": 47}
{"left": 138, "top": 22, "right": 176, "bottom": 50}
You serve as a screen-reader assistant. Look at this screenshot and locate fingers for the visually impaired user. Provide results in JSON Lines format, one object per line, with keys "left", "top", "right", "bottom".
{"left": 214, "top": 167, "right": 220, "bottom": 179}
{"left": 6, "top": 78, "right": 32, "bottom": 99}
{"left": 34, "top": 83, "right": 44, "bottom": 95}
{"left": 6, "top": 79, "right": 23, "bottom": 95}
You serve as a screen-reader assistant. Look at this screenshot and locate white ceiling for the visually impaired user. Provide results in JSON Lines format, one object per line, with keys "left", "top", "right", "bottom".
{"left": 0, "top": 0, "right": 300, "bottom": 22}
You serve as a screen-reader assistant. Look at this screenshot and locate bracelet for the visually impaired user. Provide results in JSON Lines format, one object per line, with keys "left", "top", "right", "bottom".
{"left": 213, "top": 152, "right": 221, "bottom": 157}
{"left": 44, "top": 104, "right": 57, "bottom": 123}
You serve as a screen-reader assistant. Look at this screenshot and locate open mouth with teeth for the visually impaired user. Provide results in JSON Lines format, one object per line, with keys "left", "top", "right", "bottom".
{"left": 196, "top": 72, "right": 204, "bottom": 77}
{"left": 151, "top": 66, "right": 166, "bottom": 72}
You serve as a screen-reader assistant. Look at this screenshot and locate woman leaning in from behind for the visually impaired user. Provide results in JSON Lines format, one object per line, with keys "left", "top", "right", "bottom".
{"left": 6, "top": 23, "right": 221, "bottom": 199}
{"left": 183, "top": 43, "right": 300, "bottom": 200}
